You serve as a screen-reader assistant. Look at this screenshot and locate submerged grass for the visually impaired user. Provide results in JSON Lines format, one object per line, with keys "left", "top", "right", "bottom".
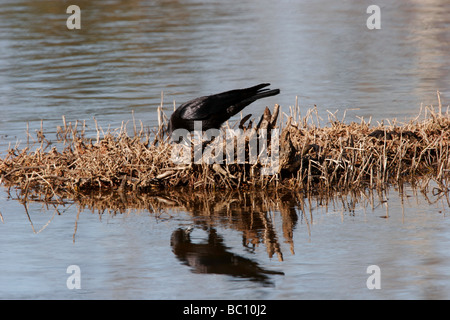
{"left": 1, "top": 94, "right": 449, "bottom": 203}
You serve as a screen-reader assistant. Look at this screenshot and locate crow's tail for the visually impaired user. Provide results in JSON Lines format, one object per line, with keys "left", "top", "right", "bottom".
{"left": 228, "top": 83, "right": 280, "bottom": 116}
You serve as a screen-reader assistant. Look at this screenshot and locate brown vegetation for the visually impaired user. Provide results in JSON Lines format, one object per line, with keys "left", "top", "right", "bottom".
{"left": 1, "top": 98, "right": 449, "bottom": 203}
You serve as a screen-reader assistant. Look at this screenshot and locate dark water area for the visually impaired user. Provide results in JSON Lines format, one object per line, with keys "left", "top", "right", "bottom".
{"left": 0, "top": 0, "right": 449, "bottom": 300}
{"left": 0, "top": 0, "right": 449, "bottom": 144}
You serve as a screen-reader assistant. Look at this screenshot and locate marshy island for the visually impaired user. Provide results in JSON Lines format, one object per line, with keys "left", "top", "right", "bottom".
{"left": 0, "top": 96, "right": 449, "bottom": 205}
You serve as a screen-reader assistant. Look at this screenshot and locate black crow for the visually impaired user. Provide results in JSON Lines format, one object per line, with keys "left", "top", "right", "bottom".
{"left": 168, "top": 83, "right": 280, "bottom": 134}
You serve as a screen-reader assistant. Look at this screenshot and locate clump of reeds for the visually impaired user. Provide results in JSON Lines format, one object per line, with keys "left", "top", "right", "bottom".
{"left": 0, "top": 95, "right": 449, "bottom": 200}
{"left": 279, "top": 101, "right": 450, "bottom": 194}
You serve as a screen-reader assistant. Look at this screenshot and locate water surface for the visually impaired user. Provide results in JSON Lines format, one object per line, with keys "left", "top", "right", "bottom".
{"left": 1, "top": 186, "right": 449, "bottom": 299}
{"left": 1, "top": 0, "right": 449, "bottom": 146}
{"left": 0, "top": 0, "right": 449, "bottom": 300}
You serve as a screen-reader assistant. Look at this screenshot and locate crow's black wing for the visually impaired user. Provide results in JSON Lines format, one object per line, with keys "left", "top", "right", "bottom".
{"left": 178, "top": 83, "right": 274, "bottom": 120}
{"left": 177, "top": 96, "right": 213, "bottom": 120}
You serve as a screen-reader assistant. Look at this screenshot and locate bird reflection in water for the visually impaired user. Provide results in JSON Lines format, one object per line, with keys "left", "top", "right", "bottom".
{"left": 171, "top": 226, "right": 284, "bottom": 286}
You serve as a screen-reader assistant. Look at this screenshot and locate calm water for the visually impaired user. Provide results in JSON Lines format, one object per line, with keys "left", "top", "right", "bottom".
{"left": 1, "top": 186, "right": 450, "bottom": 300}
{"left": 0, "top": 0, "right": 449, "bottom": 300}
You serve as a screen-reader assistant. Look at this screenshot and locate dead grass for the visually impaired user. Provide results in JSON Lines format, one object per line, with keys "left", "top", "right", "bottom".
{"left": 1, "top": 95, "right": 449, "bottom": 202}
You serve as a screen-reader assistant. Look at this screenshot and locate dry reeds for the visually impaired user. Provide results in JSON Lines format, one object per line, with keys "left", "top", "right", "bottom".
{"left": 279, "top": 103, "right": 450, "bottom": 193}
{"left": 1, "top": 97, "right": 449, "bottom": 200}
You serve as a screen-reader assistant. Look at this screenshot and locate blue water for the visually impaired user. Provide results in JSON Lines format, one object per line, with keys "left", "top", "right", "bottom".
{"left": 0, "top": 0, "right": 449, "bottom": 300}
{"left": 1, "top": 186, "right": 449, "bottom": 299}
